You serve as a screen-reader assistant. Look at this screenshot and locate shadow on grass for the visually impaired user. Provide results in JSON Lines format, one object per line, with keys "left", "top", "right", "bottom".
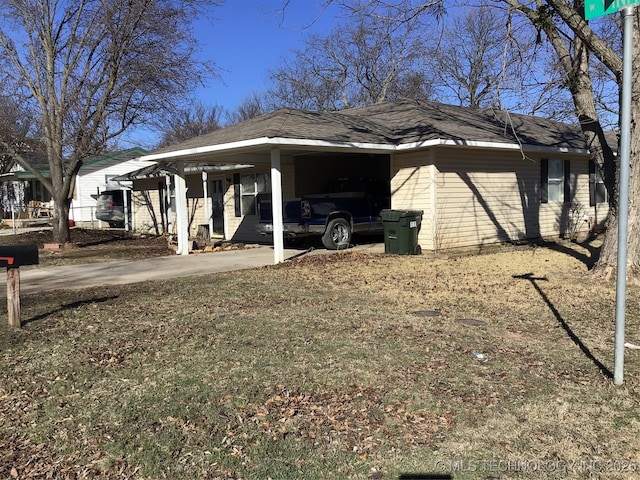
{"left": 23, "top": 295, "right": 118, "bottom": 326}
{"left": 75, "top": 234, "right": 135, "bottom": 248}
{"left": 532, "top": 236, "right": 602, "bottom": 270}
{"left": 513, "top": 273, "right": 612, "bottom": 379}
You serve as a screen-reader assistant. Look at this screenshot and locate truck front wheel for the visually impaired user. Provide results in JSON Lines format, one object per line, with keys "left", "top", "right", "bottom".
{"left": 322, "top": 218, "right": 352, "bottom": 250}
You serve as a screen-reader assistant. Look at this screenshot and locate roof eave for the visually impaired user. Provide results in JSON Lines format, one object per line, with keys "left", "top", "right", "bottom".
{"left": 140, "top": 137, "right": 396, "bottom": 162}
{"left": 397, "top": 138, "right": 589, "bottom": 155}
{"left": 141, "top": 136, "right": 589, "bottom": 163}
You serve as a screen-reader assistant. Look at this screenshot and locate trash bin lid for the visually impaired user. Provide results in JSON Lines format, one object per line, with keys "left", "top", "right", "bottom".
{"left": 381, "top": 209, "right": 423, "bottom": 221}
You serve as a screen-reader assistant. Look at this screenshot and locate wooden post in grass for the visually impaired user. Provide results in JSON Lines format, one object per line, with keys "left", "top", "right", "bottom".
{"left": 7, "top": 267, "right": 21, "bottom": 328}
{"left": 0, "top": 245, "right": 39, "bottom": 328}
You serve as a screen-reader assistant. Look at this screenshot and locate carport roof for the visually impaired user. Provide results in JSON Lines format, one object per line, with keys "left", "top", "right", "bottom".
{"left": 141, "top": 99, "right": 595, "bottom": 163}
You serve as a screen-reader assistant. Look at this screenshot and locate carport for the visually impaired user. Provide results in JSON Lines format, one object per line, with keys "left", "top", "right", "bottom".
{"left": 138, "top": 108, "right": 395, "bottom": 264}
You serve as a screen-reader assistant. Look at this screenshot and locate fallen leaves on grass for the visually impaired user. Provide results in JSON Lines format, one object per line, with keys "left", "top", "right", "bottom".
{"left": 0, "top": 434, "right": 139, "bottom": 479}
{"left": 226, "top": 384, "right": 454, "bottom": 459}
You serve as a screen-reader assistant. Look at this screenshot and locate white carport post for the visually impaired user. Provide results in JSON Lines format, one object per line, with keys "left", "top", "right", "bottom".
{"left": 270, "top": 148, "right": 284, "bottom": 264}
{"left": 175, "top": 160, "right": 190, "bottom": 256}
{"left": 202, "top": 171, "right": 212, "bottom": 236}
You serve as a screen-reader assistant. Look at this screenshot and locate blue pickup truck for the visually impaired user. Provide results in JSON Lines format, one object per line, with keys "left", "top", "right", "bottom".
{"left": 256, "top": 178, "right": 390, "bottom": 250}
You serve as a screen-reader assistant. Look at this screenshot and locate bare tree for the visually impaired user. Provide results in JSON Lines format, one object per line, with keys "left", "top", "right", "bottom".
{"left": 0, "top": 0, "right": 221, "bottom": 244}
{"left": 157, "top": 102, "right": 224, "bottom": 148}
{"left": 431, "top": 6, "right": 517, "bottom": 108}
{"left": 268, "top": 2, "right": 435, "bottom": 111}
{"left": 226, "top": 93, "right": 269, "bottom": 124}
{"left": 0, "top": 95, "right": 40, "bottom": 173}
{"left": 502, "top": 0, "right": 637, "bottom": 280}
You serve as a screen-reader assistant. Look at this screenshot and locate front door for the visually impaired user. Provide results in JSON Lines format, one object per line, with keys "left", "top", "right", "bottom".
{"left": 210, "top": 178, "right": 225, "bottom": 237}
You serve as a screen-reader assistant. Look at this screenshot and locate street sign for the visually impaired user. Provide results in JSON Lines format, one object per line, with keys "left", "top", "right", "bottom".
{"left": 585, "top": 0, "right": 640, "bottom": 20}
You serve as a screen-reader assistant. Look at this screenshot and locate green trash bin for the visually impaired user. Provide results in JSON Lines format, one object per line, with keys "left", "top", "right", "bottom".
{"left": 381, "top": 209, "right": 423, "bottom": 255}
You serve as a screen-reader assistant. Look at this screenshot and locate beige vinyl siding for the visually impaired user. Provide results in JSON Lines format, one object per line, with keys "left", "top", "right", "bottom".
{"left": 435, "top": 150, "right": 536, "bottom": 249}
{"left": 185, "top": 176, "right": 207, "bottom": 236}
{"left": 131, "top": 178, "right": 166, "bottom": 235}
{"left": 391, "top": 150, "right": 434, "bottom": 250}
{"left": 226, "top": 163, "right": 295, "bottom": 243}
{"left": 433, "top": 149, "right": 594, "bottom": 250}
{"left": 539, "top": 155, "right": 606, "bottom": 238}
{"left": 131, "top": 174, "right": 206, "bottom": 237}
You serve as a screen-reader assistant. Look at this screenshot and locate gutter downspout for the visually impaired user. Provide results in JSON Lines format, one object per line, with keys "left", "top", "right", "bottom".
{"left": 430, "top": 152, "right": 438, "bottom": 252}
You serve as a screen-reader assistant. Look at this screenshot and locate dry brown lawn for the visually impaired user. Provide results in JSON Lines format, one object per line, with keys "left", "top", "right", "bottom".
{"left": 1, "top": 233, "right": 639, "bottom": 479}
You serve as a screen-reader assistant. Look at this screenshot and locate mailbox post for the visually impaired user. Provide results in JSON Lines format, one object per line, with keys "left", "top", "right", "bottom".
{"left": 0, "top": 245, "right": 39, "bottom": 328}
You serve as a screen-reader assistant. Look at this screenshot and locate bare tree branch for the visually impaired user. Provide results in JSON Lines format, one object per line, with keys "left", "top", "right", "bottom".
{"left": 0, "top": 0, "right": 221, "bottom": 243}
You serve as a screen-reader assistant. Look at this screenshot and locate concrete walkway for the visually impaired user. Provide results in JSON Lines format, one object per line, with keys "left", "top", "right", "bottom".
{"left": 1, "top": 243, "right": 384, "bottom": 295}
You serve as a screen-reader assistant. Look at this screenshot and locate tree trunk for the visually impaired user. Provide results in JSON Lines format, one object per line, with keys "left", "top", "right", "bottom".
{"left": 597, "top": 133, "right": 640, "bottom": 283}
{"left": 52, "top": 199, "right": 71, "bottom": 245}
{"left": 592, "top": 17, "right": 640, "bottom": 283}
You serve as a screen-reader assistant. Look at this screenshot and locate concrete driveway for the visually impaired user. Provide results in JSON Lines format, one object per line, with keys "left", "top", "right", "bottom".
{"left": 1, "top": 243, "right": 384, "bottom": 295}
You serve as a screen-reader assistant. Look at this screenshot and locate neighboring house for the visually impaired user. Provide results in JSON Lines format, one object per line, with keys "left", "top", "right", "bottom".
{"left": 0, "top": 155, "right": 52, "bottom": 221}
{"left": 0, "top": 148, "right": 154, "bottom": 227}
{"left": 130, "top": 99, "right": 611, "bottom": 261}
{"left": 70, "top": 147, "right": 154, "bottom": 227}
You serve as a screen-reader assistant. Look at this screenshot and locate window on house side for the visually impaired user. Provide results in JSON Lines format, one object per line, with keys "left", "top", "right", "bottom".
{"left": 594, "top": 167, "right": 607, "bottom": 204}
{"left": 547, "top": 159, "right": 564, "bottom": 202}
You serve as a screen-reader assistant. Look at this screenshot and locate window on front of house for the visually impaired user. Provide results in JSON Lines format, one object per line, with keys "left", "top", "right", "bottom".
{"left": 239, "top": 173, "right": 270, "bottom": 216}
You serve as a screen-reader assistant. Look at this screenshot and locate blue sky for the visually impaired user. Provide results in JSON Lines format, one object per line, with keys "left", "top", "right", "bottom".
{"left": 128, "top": 1, "right": 341, "bottom": 147}
{"left": 194, "top": 0, "right": 341, "bottom": 113}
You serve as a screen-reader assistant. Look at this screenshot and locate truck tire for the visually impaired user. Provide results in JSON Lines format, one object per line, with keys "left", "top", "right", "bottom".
{"left": 322, "top": 218, "right": 352, "bottom": 250}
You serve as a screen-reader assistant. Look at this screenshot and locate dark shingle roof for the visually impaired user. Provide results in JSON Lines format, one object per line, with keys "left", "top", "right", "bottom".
{"left": 148, "top": 99, "right": 590, "bottom": 157}
{"left": 340, "top": 100, "right": 586, "bottom": 150}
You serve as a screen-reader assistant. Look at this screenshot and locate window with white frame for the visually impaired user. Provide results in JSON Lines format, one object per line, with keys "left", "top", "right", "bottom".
{"left": 547, "top": 159, "right": 564, "bottom": 202}
{"left": 240, "top": 173, "right": 270, "bottom": 215}
{"left": 542, "top": 158, "right": 569, "bottom": 204}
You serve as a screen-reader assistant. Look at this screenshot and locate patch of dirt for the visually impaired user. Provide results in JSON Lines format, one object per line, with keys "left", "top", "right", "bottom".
{"left": 0, "top": 228, "right": 173, "bottom": 265}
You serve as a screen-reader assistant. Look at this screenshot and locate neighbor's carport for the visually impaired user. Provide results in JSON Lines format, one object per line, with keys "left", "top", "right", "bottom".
{"left": 137, "top": 109, "right": 396, "bottom": 264}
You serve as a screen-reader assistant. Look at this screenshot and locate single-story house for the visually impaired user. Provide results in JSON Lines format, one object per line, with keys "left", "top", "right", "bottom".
{"left": 1, "top": 147, "right": 154, "bottom": 227}
{"left": 70, "top": 147, "right": 155, "bottom": 227}
{"left": 128, "top": 99, "right": 611, "bottom": 263}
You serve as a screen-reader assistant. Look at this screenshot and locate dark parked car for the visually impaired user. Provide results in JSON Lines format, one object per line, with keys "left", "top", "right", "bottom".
{"left": 96, "top": 190, "right": 125, "bottom": 227}
{"left": 256, "top": 178, "right": 390, "bottom": 250}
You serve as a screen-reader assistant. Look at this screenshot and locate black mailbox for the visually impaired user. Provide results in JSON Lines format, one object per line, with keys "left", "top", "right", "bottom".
{"left": 0, "top": 245, "right": 39, "bottom": 268}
